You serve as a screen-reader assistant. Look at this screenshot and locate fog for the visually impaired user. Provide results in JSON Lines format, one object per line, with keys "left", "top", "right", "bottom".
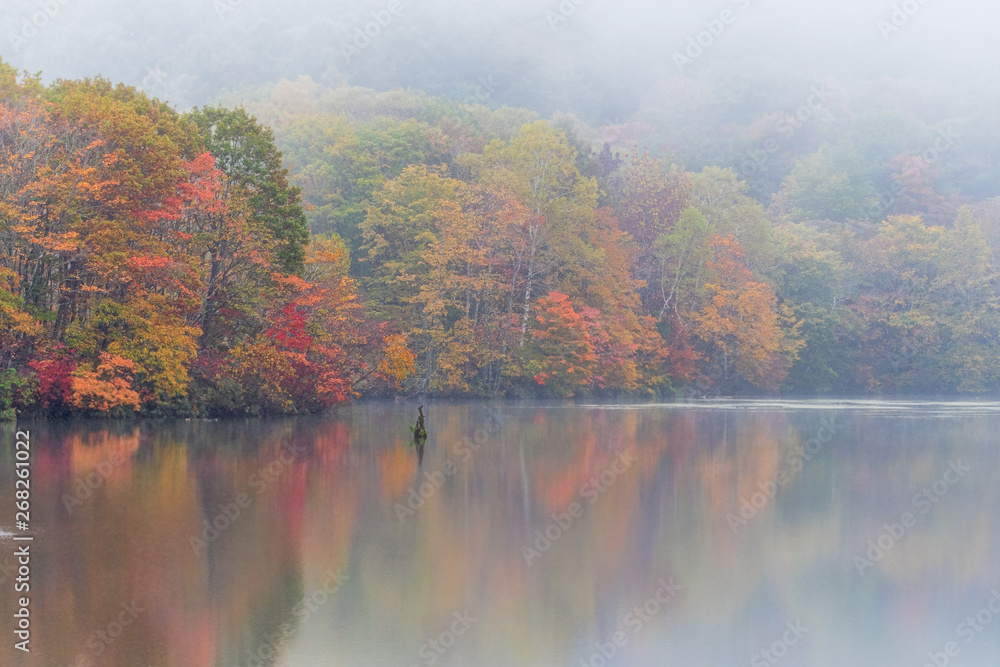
{"left": 5, "top": 9, "right": 1000, "bottom": 665}
{"left": 3, "top": 0, "right": 999, "bottom": 117}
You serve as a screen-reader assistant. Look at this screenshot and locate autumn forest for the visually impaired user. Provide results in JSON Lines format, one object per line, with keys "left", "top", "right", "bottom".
{"left": 2, "top": 60, "right": 999, "bottom": 419}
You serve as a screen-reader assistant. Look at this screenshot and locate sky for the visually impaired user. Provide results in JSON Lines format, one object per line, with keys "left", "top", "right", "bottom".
{"left": 1, "top": 0, "right": 998, "bottom": 117}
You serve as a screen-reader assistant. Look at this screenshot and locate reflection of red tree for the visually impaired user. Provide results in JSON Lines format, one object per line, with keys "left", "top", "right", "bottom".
{"left": 314, "top": 421, "right": 352, "bottom": 466}
{"left": 534, "top": 412, "right": 661, "bottom": 515}
{"left": 535, "top": 435, "right": 600, "bottom": 512}
{"left": 158, "top": 609, "right": 216, "bottom": 667}
{"left": 33, "top": 427, "right": 140, "bottom": 482}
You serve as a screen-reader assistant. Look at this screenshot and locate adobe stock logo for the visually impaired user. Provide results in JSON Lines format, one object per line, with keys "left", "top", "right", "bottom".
{"left": 751, "top": 621, "right": 808, "bottom": 667}
{"left": 877, "top": 0, "right": 932, "bottom": 40}
{"left": 395, "top": 408, "right": 506, "bottom": 523}
{"left": 463, "top": 75, "right": 501, "bottom": 106}
{"left": 546, "top": 0, "right": 588, "bottom": 30}
{"left": 868, "top": 127, "right": 958, "bottom": 222}
{"left": 739, "top": 86, "right": 832, "bottom": 179}
{"left": 408, "top": 611, "right": 478, "bottom": 667}
{"left": 921, "top": 589, "right": 1000, "bottom": 667}
{"left": 726, "top": 416, "right": 839, "bottom": 533}
{"left": 673, "top": 0, "right": 753, "bottom": 73}
{"left": 7, "top": 0, "right": 72, "bottom": 53}
{"left": 577, "top": 578, "right": 682, "bottom": 667}
{"left": 521, "top": 451, "right": 636, "bottom": 566}
{"left": 62, "top": 452, "right": 127, "bottom": 514}
{"left": 340, "top": 0, "right": 406, "bottom": 63}
{"left": 852, "top": 460, "right": 969, "bottom": 576}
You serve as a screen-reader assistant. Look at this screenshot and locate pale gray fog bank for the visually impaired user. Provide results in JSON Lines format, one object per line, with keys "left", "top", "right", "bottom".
{"left": 4, "top": 0, "right": 1000, "bottom": 116}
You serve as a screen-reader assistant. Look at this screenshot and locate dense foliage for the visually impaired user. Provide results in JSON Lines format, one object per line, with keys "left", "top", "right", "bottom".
{"left": 248, "top": 81, "right": 1000, "bottom": 399}
{"left": 2, "top": 63, "right": 999, "bottom": 417}
{"left": 0, "top": 63, "right": 413, "bottom": 418}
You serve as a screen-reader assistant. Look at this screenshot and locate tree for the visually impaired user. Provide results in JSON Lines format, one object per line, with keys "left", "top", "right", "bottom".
{"left": 70, "top": 353, "right": 142, "bottom": 414}
{"left": 463, "top": 121, "right": 602, "bottom": 347}
{"left": 527, "top": 292, "right": 597, "bottom": 397}
{"left": 769, "top": 224, "right": 846, "bottom": 394}
{"left": 176, "top": 151, "right": 273, "bottom": 351}
{"left": 652, "top": 206, "right": 712, "bottom": 322}
{"left": 689, "top": 167, "right": 776, "bottom": 272}
{"left": 187, "top": 106, "right": 309, "bottom": 275}
{"left": 360, "top": 166, "right": 520, "bottom": 395}
{"left": 606, "top": 150, "right": 690, "bottom": 316}
{"left": 932, "top": 208, "right": 1000, "bottom": 392}
{"left": 840, "top": 215, "right": 945, "bottom": 392}
{"left": 276, "top": 114, "right": 448, "bottom": 265}
{"left": 691, "top": 236, "right": 803, "bottom": 392}
{"left": 779, "top": 143, "right": 881, "bottom": 223}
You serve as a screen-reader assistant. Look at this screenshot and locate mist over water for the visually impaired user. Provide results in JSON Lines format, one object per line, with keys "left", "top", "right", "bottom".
{"left": 2, "top": 403, "right": 999, "bottom": 666}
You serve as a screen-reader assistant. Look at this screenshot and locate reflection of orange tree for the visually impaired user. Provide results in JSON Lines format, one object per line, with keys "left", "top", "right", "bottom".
{"left": 533, "top": 410, "right": 646, "bottom": 514}
{"left": 65, "top": 427, "right": 141, "bottom": 476}
{"left": 226, "top": 420, "right": 360, "bottom": 664}
{"left": 18, "top": 430, "right": 215, "bottom": 666}
{"left": 675, "top": 411, "right": 822, "bottom": 620}
{"left": 12, "top": 420, "right": 362, "bottom": 667}
{"left": 520, "top": 409, "right": 669, "bottom": 654}
{"left": 351, "top": 407, "right": 675, "bottom": 664}
{"left": 378, "top": 443, "right": 419, "bottom": 502}
{"left": 186, "top": 427, "right": 314, "bottom": 666}
{"left": 300, "top": 421, "right": 359, "bottom": 585}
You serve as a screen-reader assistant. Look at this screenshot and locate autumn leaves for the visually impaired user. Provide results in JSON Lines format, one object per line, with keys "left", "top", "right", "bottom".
{"left": 353, "top": 121, "right": 804, "bottom": 397}
{"left": 0, "top": 66, "right": 409, "bottom": 417}
{"left": 3, "top": 63, "right": 991, "bottom": 411}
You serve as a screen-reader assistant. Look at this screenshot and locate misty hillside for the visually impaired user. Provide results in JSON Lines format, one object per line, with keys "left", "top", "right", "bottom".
{"left": 5, "top": 9, "right": 1000, "bottom": 667}
{"left": 5, "top": 0, "right": 999, "bottom": 207}
{"left": 2, "top": 0, "right": 1000, "bottom": 416}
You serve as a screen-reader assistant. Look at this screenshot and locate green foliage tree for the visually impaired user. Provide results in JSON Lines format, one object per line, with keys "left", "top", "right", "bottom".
{"left": 769, "top": 224, "right": 846, "bottom": 394}
{"left": 187, "top": 106, "right": 309, "bottom": 275}
{"left": 780, "top": 143, "right": 881, "bottom": 223}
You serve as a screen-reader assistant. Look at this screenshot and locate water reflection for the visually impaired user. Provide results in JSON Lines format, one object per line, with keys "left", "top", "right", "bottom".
{"left": 0, "top": 401, "right": 998, "bottom": 666}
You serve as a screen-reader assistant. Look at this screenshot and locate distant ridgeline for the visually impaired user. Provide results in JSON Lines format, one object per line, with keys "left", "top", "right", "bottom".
{"left": 1, "top": 62, "right": 999, "bottom": 419}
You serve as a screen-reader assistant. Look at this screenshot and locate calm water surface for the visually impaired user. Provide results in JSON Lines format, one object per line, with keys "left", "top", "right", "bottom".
{"left": 1, "top": 400, "right": 999, "bottom": 667}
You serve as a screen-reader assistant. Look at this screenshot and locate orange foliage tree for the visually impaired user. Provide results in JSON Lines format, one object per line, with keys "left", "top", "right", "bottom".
{"left": 527, "top": 292, "right": 597, "bottom": 396}
{"left": 691, "top": 237, "right": 803, "bottom": 391}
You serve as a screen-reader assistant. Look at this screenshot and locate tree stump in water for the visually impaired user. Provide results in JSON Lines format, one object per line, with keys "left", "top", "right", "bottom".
{"left": 414, "top": 406, "right": 428, "bottom": 442}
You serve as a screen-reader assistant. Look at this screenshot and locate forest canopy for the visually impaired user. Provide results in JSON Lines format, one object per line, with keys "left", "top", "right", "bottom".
{"left": 1, "top": 58, "right": 999, "bottom": 418}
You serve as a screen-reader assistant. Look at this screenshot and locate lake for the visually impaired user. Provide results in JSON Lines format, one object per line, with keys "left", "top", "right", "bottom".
{"left": 1, "top": 400, "right": 999, "bottom": 667}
